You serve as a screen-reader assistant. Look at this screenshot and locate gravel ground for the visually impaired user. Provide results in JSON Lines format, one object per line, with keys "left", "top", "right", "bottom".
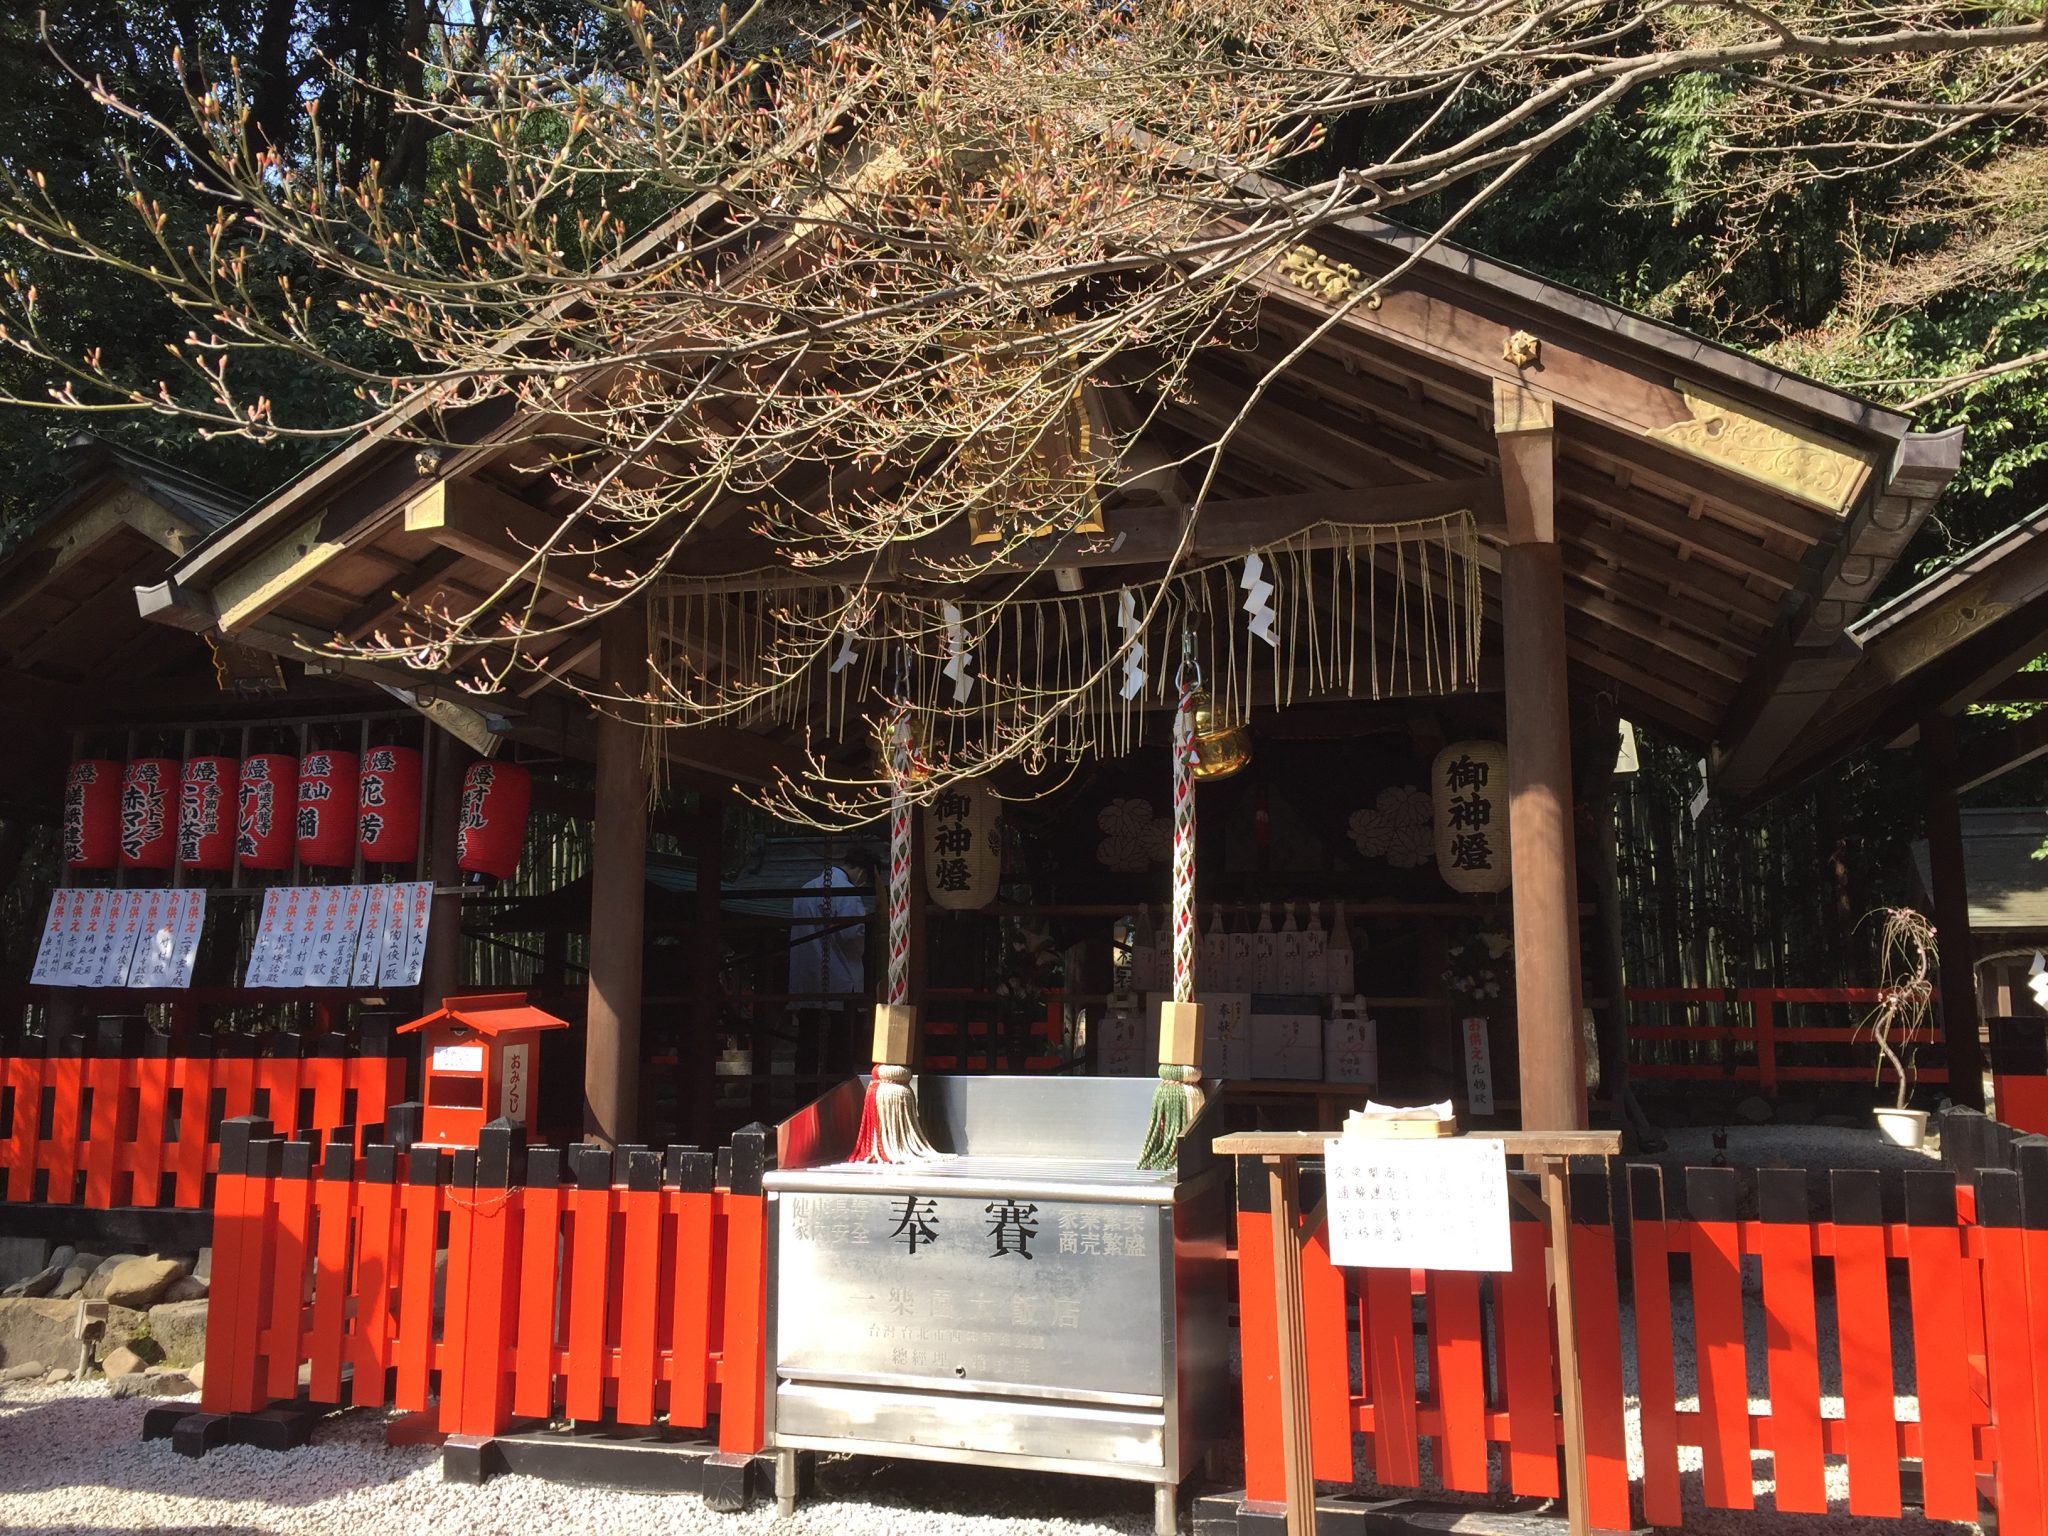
{"left": 0, "top": 1379, "right": 1156, "bottom": 1536}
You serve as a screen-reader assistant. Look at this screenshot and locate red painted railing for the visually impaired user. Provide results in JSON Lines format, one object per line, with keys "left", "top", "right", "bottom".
{"left": 1624, "top": 986, "right": 1945, "bottom": 1094}
{"left": 1236, "top": 1147, "right": 2048, "bottom": 1530}
{"left": 0, "top": 1051, "right": 404, "bottom": 1208}
{"left": 199, "top": 1117, "right": 770, "bottom": 1450}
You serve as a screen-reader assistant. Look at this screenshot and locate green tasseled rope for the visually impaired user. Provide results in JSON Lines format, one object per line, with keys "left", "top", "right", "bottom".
{"left": 1137, "top": 1065, "right": 1199, "bottom": 1171}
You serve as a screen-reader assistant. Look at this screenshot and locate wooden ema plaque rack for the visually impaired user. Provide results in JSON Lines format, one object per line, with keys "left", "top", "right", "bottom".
{"left": 1212, "top": 1129, "right": 1623, "bottom": 1536}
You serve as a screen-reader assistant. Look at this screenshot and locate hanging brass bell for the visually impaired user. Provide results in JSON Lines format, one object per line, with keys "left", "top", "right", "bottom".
{"left": 1188, "top": 690, "right": 1251, "bottom": 781}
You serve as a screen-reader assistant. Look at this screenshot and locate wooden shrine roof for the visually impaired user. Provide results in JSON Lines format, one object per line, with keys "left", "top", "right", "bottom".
{"left": 0, "top": 435, "right": 240, "bottom": 688}
{"left": 131, "top": 218, "right": 1963, "bottom": 792}
{"left": 1732, "top": 502, "right": 2048, "bottom": 807}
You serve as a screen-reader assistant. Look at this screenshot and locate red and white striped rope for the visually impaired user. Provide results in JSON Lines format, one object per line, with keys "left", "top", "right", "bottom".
{"left": 1172, "top": 677, "right": 1196, "bottom": 1005}
{"left": 887, "top": 714, "right": 912, "bottom": 1007}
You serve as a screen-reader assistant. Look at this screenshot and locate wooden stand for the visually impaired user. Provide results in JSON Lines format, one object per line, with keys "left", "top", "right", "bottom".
{"left": 1212, "top": 1129, "right": 1621, "bottom": 1536}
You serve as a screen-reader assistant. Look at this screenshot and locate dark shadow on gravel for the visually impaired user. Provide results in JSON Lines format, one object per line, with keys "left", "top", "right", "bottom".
{"left": 808, "top": 1453, "right": 1158, "bottom": 1531}
{"left": 0, "top": 1392, "right": 433, "bottom": 1508}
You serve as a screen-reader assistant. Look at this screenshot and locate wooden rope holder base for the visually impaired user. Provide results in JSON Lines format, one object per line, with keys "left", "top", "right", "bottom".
{"left": 1212, "top": 1127, "right": 1622, "bottom": 1536}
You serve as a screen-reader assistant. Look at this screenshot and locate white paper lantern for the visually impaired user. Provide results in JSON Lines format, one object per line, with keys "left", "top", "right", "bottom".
{"left": 1432, "top": 740, "right": 1511, "bottom": 894}
{"left": 925, "top": 779, "right": 1001, "bottom": 910}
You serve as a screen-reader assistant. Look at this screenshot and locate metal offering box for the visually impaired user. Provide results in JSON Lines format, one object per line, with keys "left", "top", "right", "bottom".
{"left": 764, "top": 1074, "right": 1231, "bottom": 1533}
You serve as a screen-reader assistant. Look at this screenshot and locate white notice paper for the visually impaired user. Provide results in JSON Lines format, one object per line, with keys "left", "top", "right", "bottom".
{"left": 89, "top": 890, "right": 146, "bottom": 988}
{"left": 245, "top": 887, "right": 291, "bottom": 987}
{"left": 350, "top": 884, "right": 388, "bottom": 988}
{"left": 304, "top": 885, "right": 364, "bottom": 987}
{"left": 30, "top": 889, "right": 75, "bottom": 985}
{"left": 393, "top": 880, "right": 432, "bottom": 988}
{"left": 1324, "top": 1135, "right": 1512, "bottom": 1273}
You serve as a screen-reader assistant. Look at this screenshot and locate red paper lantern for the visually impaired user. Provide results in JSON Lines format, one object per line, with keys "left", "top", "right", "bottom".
{"left": 237, "top": 753, "right": 298, "bottom": 870}
{"left": 456, "top": 759, "right": 531, "bottom": 881}
{"left": 358, "top": 745, "right": 423, "bottom": 864}
{"left": 64, "top": 759, "right": 120, "bottom": 870}
{"left": 119, "top": 758, "right": 180, "bottom": 869}
{"left": 179, "top": 755, "right": 237, "bottom": 870}
{"left": 296, "top": 749, "right": 360, "bottom": 868}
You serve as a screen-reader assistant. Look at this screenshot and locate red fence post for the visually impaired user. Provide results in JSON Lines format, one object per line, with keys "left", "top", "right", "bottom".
{"left": 716, "top": 1125, "right": 770, "bottom": 1455}
{"left": 1567, "top": 1169, "right": 1632, "bottom": 1532}
{"left": 1831, "top": 1168, "right": 1904, "bottom": 1517}
{"left": 351, "top": 1140, "right": 401, "bottom": 1409}
{"left": 199, "top": 1116, "right": 274, "bottom": 1416}
{"left": 1742, "top": 989, "right": 1778, "bottom": 1096}
{"left": 392, "top": 1146, "right": 447, "bottom": 1413}
{"left": 1753, "top": 1168, "right": 1827, "bottom": 1513}
{"left": 1903, "top": 1168, "right": 1982, "bottom": 1520}
{"left": 454, "top": 1119, "right": 526, "bottom": 1437}
{"left": 617, "top": 1148, "right": 665, "bottom": 1427}
{"left": 1686, "top": 1166, "right": 1753, "bottom": 1512}
{"left": 1979, "top": 1167, "right": 2046, "bottom": 1529}
{"left": 1233, "top": 1162, "right": 1286, "bottom": 1504}
{"left": 664, "top": 1148, "right": 718, "bottom": 1431}
{"left": 263, "top": 1138, "right": 316, "bottom": 1404}
{"left": 564, "top": 1145, "right": 615, "bottom": 1424}
{"left": 1497, "top": 1177, "right": 1558, "bottom": 1499}
{"left": 1627, "top": 1166, "right": 1683, "bottom": 1527}
{"left": 305, "top": 1135, "right": 355, "bottom": 1405}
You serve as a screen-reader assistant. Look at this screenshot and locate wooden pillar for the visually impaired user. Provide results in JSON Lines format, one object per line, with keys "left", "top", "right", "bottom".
{"left": 419, "top": 729, "right": 465, "bottom": 1009}
{"left": 1921, "top": 711, "right": 1987, "bottom": 1110}
{"left": 690, "top": 794, "right": 724, "bottom": 1141}
{"left": 1497, "top": 382, "right": 1586, "bottom": 1131}
{"left": 584, "top": 605, "right": 649, "bottom": 1147}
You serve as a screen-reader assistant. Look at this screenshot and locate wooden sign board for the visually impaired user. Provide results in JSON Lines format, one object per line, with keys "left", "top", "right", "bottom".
{"left": 1324, "top": 1135, "right": 1512, "bottom": 1272}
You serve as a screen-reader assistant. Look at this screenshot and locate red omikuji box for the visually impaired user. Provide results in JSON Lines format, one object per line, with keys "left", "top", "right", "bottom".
{"left": 397, "top": 992, "right": 569, "bottom": 1147}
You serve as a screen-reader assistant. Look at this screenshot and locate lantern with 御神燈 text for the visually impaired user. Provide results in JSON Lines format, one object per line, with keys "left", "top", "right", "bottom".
{"left": 1432, "top": 740, "right": 1510, "bottom": 894}
{"left": 924, "top": 778, "right": 1001, "bottom": 910}
{"left": 456, "top": 759, "right": 531, "bottom": 881}
{"left": 64, "top": 758, "right": 120, "bottom": 870}
{"left": 358, "top": 744, "right": 422, "bottom": 864}
{"left": 179, "top": 755, "right": 236, "bottom": 870}
{"left": 296, "top": 749, "right": 359, "bottom": 868}
{"left": 238, "top": 753, "right": 297, "bottom": 869}
{"left": 120, "top": 758, "right": 180, "bottom": 869}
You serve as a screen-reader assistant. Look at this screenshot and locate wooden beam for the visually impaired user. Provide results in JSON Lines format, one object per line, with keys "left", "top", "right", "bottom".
{"left": 420, "top": 731, "right": 465, "bottom": 1010}
{"left": 1496, "top": 385, "right": 1586, "bottom": 1132}
{"left": 1713, "top": 428, "right": 1962, "bottom": 800}
{"left": 678, "top": 478, "right": 1506, "bottom": 590}
{"left": 403, "top": 478, "right": 605, "bottom": 607}
{"left": 212, "top": 512, "right": 354, "bottom": 633}
{"left": 584, "top": 603, "right": 649, "bottom": 1148}
{"left": 1955, "top": 711, "right": 2048, "bottom": 796}
{"left": 1921, "top": 712, "right": 1986, "bottom": 1110}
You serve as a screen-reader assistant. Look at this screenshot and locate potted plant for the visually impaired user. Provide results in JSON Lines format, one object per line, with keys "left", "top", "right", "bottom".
{"left": 1860, "top": 907, "right": 1938, "bottom": 1148}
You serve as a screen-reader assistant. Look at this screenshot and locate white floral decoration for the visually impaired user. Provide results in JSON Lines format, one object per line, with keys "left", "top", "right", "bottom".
{"left": 1347, "top": 783, "right": 1432, "bottom": 866}
{"left": 1097, "top": 797, "right": 1170, "bottom": 872}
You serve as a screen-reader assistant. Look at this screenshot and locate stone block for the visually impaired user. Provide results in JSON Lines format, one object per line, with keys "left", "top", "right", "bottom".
{"left": 102, "top": 1256, "right": 188, "bottom": 1310}
{"left": 0, "top": 1360, "right": 46, "bottom": 1383}
{"left": 160, "top": 1275, "right": 207, "bottom": 1304}
{"left": 145, "top": 1299, "right": 209, "bottom": 1369}
{"left": 100, "top": 1306, "right": 148, "bottom": 1356}
{"left": 103, "top": 1344, "right": 150, "bottom": 1378}
{"left": 0, "top": 1238, "right": 50, "bottom": 1290}
{"left": 110, "top": 1368, "right": 193, "bottom": 1399}
{"left": 50, "top": 1254, "right": 105, "bottom": 1302}
{"left": 0, "top": 1298, "right": 81, "bottom": 1369}
{"left": 82, "top": 1253, "right": 140, "bottom": 1301}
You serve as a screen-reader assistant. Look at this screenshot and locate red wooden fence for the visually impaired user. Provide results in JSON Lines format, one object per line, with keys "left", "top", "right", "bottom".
{"left": 199, "top": 1116, "right": 770, "bottom": 1451}
{"left": 1237, "top": 1149, "right": 2045, "bottom": 1529}
{"left": 1624, "top": 986, "right": 1946, "bottom": 1094}
{"left": 0, "top": 1051, "right": 404, "bottom": 1208}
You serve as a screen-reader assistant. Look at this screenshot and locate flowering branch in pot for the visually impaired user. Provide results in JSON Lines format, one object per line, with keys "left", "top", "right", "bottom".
{"left": 1858, "top": 907, "right": 1937, "bottom": 1114}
